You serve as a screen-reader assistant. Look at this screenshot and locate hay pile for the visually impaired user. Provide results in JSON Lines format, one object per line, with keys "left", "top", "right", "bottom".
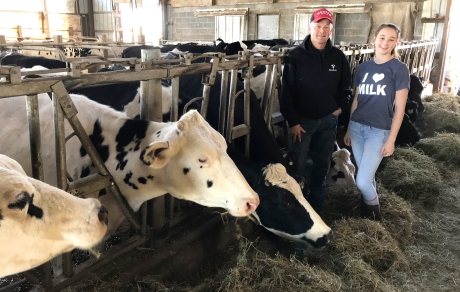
{"left": 379, "top": 192, "right": 418, "bottom": 247}
{"left": 331, "top": 218, "right": 408, "bottom": 274}
{"left": 417, "top": 93, "right": 460, "bottom": 136}
{"left": 423, "top": 93, "right": 460, "bottom": 112}
{"left": 415, "top": 133, "right": 460, "bottom": 167}
{"left": 377, "top": 148, "right": 442, "bottom": 205}
{"left": 189, "top": 238, "right": 344, "bottom": 292}
{"left": 339, "top": 255, "right": 399, "bottom": 292}
{"left": 322, "top": 185, "right": 362, "bottom": 222}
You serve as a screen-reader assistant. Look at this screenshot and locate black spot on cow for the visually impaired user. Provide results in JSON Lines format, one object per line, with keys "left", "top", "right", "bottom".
{"left": 332, "top": 171, "right": 346, "bottom": 181}
{"left": 140, "top": 149, "right": 151, "bottom": 166}
{"left": 99, "top": 189, "right": 107, "bottom": 197}
{"left": 200, "top": 166, "right": 203, "bottom": 169}
{"left": 116, "top": 119, "right": 149, "bottom": 171}
{"left": 183, "top": 168, "right": 190, "bottom": 175}
{"left": 134, "top": 140, "right": 142, "bottom": 151}
{"left": 138, "top": 177, "right": 147, "bottom": 184}
{"left": 207, "top": 180, "right": 213, "bottom": 188}
{"left": 79, "top": 120, "right": 110, "bottom": 163}
{"left": 27, "top": 194, "right": 43, "bottom": 219}
{"left": 123, "top": 171, "right": 139, "bottom": 190}
{"left": 129, "top": 148, "right": 133, "bottom": 151}
{"left": 176, "top": 130, "right": 180, "bottom": 135}
{"left": 147, "top": 175, "right": 154, "bottom": 180}
{"left": 0, "top": 210, "right": 3, "bottom": 222}
{"left": 8, "top": 192, "right": 30, "bottom": 210}
{"left": 156, "top": 131, "right": 161, "bottom": 135}
{"left": 80, "top": 166, "right": 90, "bottom": 178}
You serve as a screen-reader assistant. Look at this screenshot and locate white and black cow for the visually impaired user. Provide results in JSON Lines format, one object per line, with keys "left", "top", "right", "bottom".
{"left": 326, "top": 145, "right": 356, "bottom": 187}
{"left": 123, "top": 72, "right": 332, "bottom": 248}
{"left": 0, "top": 93, "right": 259, "bottom": 234}
{"left": 0, "top": 154, "right": 108, "bottom": 278}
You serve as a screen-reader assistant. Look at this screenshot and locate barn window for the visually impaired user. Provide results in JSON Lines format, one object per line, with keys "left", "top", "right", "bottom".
{"left": 195, "top": 8, "right": 248, "bottom": 43}
{"left": 293, "top": 4, "right": 371, "bottom": 45}
{"left": 256, "top": 14, "right": 280, "bottom": 39}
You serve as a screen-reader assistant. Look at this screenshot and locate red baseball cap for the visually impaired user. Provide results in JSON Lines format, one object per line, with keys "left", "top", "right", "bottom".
{"left": 310, "top": 8, "right": 333, "bottom": 24}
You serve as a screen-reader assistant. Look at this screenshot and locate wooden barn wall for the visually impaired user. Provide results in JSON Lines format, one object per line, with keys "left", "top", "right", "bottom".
{"left": 0, "top": 0, "right": 81, "bottom": 40}
{"left": 167, "top": 0, "right": 425, "bottom": 45}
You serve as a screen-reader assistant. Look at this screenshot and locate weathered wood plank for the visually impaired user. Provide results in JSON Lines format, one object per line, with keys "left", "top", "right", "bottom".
{"left": 170, "top": 0, "right": 213, "bottom": 8}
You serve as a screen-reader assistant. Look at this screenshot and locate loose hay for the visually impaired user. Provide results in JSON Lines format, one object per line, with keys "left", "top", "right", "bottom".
{"left": 332, "top": 218, "right": 408, "bottom": 274}
{"left": 322, "top": 185, "right": 362, "bottom": 222}
{"left": 340, "top": 255, "right": 398, "bottom": 292}
{"left": 417, "top": 93, "right": 460, "bottom": 136}
{"left": 423, "top": 93, "right": 460, "bottom": 112}
{"left": 379, "top": 192, "right": 418, "bottom": 247}
{"left": 377, "top": 148, "right": 442, "bottom": 205}
{"left": 192, "top": 238, "right": 344, "bottom": 292}
{"left": 415, "top": 133, "right": 460, "bottom": 167}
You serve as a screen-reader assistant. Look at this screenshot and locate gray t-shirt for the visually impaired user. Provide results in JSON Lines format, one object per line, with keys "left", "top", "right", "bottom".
{"left": 351, "top": 58, "right": 410, "bottom": 130}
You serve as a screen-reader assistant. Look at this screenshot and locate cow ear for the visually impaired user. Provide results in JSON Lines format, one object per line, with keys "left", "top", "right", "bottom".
{"left": 140, "top": 141, "right": 171, "bottom": 169}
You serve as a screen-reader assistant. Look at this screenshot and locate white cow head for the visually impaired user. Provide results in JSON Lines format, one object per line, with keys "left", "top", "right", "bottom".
{"left": 137, "top": 110, "right": 259, "bottom": 217}
{"left": 0, "top": 155, "right": 108, "bottom": 278}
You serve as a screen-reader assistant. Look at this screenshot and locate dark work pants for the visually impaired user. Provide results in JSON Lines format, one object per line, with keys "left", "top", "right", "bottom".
{"left": 291, "top": 114, "right": 338, "bottom": 212}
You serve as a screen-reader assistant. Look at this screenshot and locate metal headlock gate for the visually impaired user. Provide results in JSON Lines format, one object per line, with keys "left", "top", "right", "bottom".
{"left": 0, "top": 48, "right": 287, "bottom": 291}
{"left": 340, "top": 40, "right": 439, "bottom": 84}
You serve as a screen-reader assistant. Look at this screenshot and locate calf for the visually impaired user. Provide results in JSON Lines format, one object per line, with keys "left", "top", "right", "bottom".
{"left": 0, "top": 154, "right": 108, "bottom": 277}
{"left": 326, "top": 145, "right": 356, "bottom": 187}
{"left": 395, "top": 113, "right": 421, "bottom": 146}
{"left": 0, "top": 93, "right": 259, "bottom": 234}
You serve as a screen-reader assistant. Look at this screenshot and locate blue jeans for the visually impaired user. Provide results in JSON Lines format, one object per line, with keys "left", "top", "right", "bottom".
{"left": 349, "top": 121, "right": 390, "bottom": 204}
{"left": 291, "top": 114, "right": 338, "bottom": 212}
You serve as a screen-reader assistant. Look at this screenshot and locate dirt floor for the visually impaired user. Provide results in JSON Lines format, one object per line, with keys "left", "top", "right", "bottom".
{"left": 3, "top": 93, "right": 460, "bottom": 292}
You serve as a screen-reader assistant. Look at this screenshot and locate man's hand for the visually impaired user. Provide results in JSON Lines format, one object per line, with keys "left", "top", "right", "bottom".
{"left": 332, "top": 108, "right": 342, "bottom": 116}
{"left": 290, "top": 124, "right": 306, "bottom": 143}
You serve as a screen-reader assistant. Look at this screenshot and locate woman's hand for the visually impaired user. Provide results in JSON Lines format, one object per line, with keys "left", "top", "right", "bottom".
{"left": 380, "top": 141, "right": 395, "bottom": 157}
{"left": 290, "top": 124, "right": 306, "bottom": 143}
{"left": 344, "top": 130, "right": 351, "bottom": 146}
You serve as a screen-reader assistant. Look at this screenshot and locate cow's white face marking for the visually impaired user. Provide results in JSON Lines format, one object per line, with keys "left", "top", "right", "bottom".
{"left": 0, "top": 155, "right": 107, "bottom": 278}
{"left": 256, "top": 163, "right": 331, "bottom": 246}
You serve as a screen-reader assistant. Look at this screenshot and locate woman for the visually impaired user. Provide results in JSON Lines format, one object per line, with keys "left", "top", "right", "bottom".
{"left": 344, "top": 23, "right": 410, "bottom": 220}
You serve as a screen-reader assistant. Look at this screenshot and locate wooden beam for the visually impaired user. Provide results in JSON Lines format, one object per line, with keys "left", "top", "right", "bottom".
{"left": 434, "top": 0, "right": 452, "bottom": 93}
{"left": 195, "top": 8, "right": 248, "bottom": 17}
{"left": 41, "top": 0, "right": 50, "bottom": 37}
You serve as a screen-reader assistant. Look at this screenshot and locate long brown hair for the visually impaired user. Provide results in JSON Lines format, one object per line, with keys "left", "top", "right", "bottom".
{"left": 374, "top": 23, "right": 401, "bottom": 59}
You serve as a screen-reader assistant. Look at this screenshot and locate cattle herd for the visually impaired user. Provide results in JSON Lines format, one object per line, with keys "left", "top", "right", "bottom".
{"left": 0, "top": 39, "right": 425, "bottom": 283}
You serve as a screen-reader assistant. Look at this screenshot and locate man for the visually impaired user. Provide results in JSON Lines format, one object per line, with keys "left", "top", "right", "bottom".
{"left": 280, "top": 8, "right": 352, "bottom": 212}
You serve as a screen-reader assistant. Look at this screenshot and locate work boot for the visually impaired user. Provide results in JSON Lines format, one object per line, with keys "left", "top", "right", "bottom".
{"left": 360, "top": 198, "right": 381, "bottom": 221}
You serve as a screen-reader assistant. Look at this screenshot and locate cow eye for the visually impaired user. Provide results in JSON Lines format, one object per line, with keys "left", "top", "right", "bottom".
{"left": 198, "top": 158, "right": 207, "bottom": 163}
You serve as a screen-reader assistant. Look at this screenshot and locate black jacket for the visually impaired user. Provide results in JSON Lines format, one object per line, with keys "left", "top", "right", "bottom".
{"left": 280, "top": 35, "right": 352, "bottom": 127}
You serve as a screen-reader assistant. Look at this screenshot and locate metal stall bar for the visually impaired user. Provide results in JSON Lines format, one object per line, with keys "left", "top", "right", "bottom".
{"left": 25, "top": 94, "right": 53, "bottom": 287}
{"left": 261, "top": 63, "right": 274, "bottom": 124}
{"left": 50, "top": 81, "right": 140, "bottom": 230}
{"left": 218, "top": 70, "right": 229, "bottom": 135}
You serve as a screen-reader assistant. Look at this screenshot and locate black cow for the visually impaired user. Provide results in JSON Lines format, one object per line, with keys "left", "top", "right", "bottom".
{"left": 409, "top": 74, "right": 425, "bottom": 113}
{"left": 0, "top": 53, "right": 67, "bottom": 69}
{"left": 395, "top": 113, "right": 421, "bottom": 146}
{"left": 405, "top": 100, "right": 419, "bottom": 123}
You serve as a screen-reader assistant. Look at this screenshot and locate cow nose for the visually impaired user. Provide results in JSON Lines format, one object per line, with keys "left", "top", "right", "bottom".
{"left": 98, "top": 205, "right": 109, "bottom": 225}
{"left": 246, "top": 197, "right": 260, "bottom": 214}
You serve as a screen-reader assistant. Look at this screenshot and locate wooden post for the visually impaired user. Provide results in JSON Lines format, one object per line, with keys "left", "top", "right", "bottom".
{"left": 434, "top": 0, "right": 452, "bottom": 93}
{"left": 140, "top": 49, "right": 166, "bottom": 232}
{"left": 17, "top": 25, "right": 23, "bottom": 38}
{"left": 41, "top": 0, "right": 50, "bottom": 38}
{"left": 0, "top": 35, "right": 6, "bottom": 45}
{"left": 87, "top": 0, "right": 95, "bottom": 37}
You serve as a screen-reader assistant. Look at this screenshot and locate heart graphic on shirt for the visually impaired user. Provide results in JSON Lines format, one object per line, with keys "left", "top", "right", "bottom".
{"left": 373, "top": 73, "right": 384, "bottom": 83}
